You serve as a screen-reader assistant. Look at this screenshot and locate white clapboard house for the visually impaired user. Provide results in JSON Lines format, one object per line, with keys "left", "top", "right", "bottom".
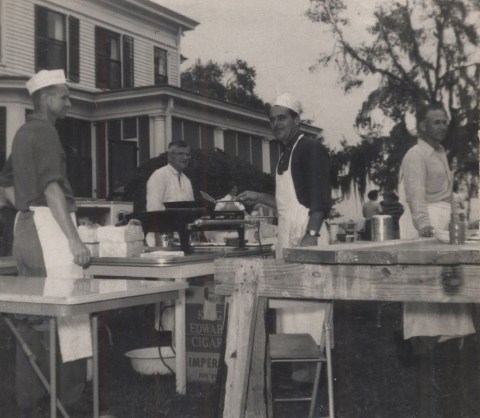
{"left": 0, "top": 0, "right": 322, "bottom": 201}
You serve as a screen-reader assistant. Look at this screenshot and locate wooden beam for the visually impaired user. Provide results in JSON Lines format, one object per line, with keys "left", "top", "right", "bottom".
{"left": 245, "top": 297, "right": 268, "bottom": 418}
{"left": 222, "top": 259, "right": 261, "bottom": 418}
{"left": 215, "top": 259, "right": 480, "bottom": 303}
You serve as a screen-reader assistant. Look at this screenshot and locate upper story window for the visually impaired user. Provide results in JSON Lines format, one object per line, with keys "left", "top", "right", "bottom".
{"left": 154, "top": 47, "right": 168, "bottom": 85}
{"left": 35, "top": 5, "right": 79, "bottom": 82}
{"left": 95, "top": 27, "right": 134, "bottom": 90}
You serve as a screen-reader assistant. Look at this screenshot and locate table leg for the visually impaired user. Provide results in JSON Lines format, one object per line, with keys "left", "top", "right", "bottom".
{"left": 92, "top": 315, "right": 99, "bottom": 418}
{"left": 175, "top": 286, "right": 186, "bottom": 395}
{"left": 49, "top": 318, "right": 57, "bottom": 418}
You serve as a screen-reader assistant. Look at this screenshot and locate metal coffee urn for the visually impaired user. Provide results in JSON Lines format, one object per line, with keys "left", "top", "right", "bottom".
{"left": 371, "top": 215, "right": 394, "bottom": 242}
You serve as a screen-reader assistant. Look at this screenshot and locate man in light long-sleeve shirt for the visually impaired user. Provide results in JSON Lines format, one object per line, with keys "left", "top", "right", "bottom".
{"left": 146, "top": 141, "right": 194, "bottom": 212}
{"left": 398, "top": 103, "right": 474, "bottom": 362}
{"left": 401, "top": 137, "right": 452, "bottom": 235}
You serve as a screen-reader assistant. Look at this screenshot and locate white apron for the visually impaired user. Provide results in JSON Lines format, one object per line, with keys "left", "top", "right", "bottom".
{"left": 398, "top": 183, "right": 475, "bottom": 339}
{"left": 271, "top": 136, "right": 330, "bottom": 346}
{"left": 31, "top": 207, "right": 93, "bottom": 362}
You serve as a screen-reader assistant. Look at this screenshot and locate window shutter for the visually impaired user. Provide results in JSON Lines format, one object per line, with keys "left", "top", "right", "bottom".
{"left": 0, "top": 107, "right": 6, "bottom": 166}
{"left": 68, "top": 16, "right": 80, "bottom": 82}
{"left": 95, "top": 27, "right": 106, "bottom": 88}
{"left": 35, "top": 6, "right": 48, "bottom": 71}
{"left": 123, "top": 35, "right": 134, "bottom": 88}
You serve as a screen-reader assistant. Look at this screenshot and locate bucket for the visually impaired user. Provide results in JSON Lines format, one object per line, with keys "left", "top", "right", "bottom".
{"left": 371, "top": 215, "right": 393, "bottom": 242}
{"left": 125, "top": 346, "right": 175, "bottom": 375}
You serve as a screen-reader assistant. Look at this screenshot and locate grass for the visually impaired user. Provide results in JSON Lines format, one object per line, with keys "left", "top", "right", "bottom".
{"left": 1, "top": 301, "right": 480, "bottom": 417}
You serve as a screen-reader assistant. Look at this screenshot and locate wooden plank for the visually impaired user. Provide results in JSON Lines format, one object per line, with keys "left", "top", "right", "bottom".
{"left": 284, "top": 239, "right": 480, "bottom": 265}
{"left": 215, "top": 259, "right": 480, "bottom": 303}
{"left": 245, "top": 297, "right": 268, "bottom": 418}
{"left": 222, "top": 259, "right": 261, "bottom": 418}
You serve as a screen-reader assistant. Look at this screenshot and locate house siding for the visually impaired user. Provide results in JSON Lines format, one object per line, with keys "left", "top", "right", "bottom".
{"left": 1, "top": 0, "right": 180, "bottom": 89}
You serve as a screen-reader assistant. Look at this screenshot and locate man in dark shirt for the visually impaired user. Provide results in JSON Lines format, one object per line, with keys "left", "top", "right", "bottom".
{"left": 237, "top": 93, "right": 331, "bottom": 382}
{"left": 237, "top": 93, "right": 331, "bottom": 253}
{"left": 1, "top": 70, "right": 90, "bottom": 417}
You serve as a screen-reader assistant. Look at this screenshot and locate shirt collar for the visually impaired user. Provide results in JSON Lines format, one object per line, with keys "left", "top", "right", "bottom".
{"left": 27, "top": 113, "right": 52, "bottom": 125}
{"left": 281, "top": 131, "right": 303, "bottom": 152}
{"left": 167, "top": 163, "right": 182, "bottom": 176}
{"left": 417, "top": 138, "right": 444, "bottom": 157}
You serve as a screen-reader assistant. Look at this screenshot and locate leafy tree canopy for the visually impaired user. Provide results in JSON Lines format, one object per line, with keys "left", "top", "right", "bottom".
{"left": 307, "top": 0, "right": 479, "bottom": 199}
{"left": 181, "top": 59, "right": 269, "bottom": 111}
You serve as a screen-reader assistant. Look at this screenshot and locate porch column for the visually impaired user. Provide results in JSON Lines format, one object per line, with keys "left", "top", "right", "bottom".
{"left": 214, "top": 127, "right": 225, "bottom": 150}
{"left": 262, "top": 138, "right": 271, "bottom": 174}
{"left": 151, "top": 114, "right": 167, "bottom": 157}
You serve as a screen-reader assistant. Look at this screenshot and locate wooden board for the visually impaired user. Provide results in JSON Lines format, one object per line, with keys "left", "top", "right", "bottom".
{"left": 283, "top": 238, "right": 480, "bottom": 265}
{"left": 215, "top": 259, "right": 480, "bottom": 303}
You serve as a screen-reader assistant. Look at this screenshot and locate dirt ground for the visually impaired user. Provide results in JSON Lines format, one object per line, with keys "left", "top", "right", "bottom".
{"left": 1, "top": 300, "right": 480, "bottom": 418}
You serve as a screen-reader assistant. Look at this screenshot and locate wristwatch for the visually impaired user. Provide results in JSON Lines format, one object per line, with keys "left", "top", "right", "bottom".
{"left": 307, "top": 229, "right": 320, "bottom": 237}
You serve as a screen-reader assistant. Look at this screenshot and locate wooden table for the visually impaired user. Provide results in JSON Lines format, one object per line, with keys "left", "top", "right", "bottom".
{"left": 85, "top": 245, "right": 272, "bottom": 395}
{"left": 0, "top": 275, "right": 187, "bottom": 418}
{"left": 214, "top": 238, "right": 480, "bottom": 418}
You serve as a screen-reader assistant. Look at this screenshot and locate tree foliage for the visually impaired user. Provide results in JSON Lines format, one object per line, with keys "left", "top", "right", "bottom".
{"left": 307, "top": 0, "right": 479, "bottom": 198}
{"left": 181, "top": 59, "right": 269, "bottom": 111}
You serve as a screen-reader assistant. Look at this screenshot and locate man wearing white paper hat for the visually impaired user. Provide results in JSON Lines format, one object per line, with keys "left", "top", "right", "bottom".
{"left": 2, "top": 70, "right": 91, "bottom": 417}
{"left": 237, "top": 93, "right": 332, "bottom": 382}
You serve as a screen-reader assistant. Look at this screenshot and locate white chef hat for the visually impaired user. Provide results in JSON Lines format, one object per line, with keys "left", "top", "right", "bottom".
{"left": 272, "top": 92, "right": 302, "bottom": 115}
{"left": 25, "top": 69, "right": 66, "bottom": 95}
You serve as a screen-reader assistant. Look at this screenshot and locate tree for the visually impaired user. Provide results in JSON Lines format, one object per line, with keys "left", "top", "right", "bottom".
{"left": 181, "top": 59, "right": 269, "bottom": 111}
{"left": 307, "top": 0, "right": 479, "bottom": 199}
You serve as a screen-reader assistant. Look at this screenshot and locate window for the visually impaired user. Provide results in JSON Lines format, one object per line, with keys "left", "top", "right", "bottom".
{"left": 96, "top": 27, "right": 134, "bottom": 89}
{"left": 104, "top": 117, "right": 149, "bottom": 196}
{"left": 35, "top": 6, "right": 79, "bottom": 81}
{"left": 55, "top": 118, "right": 92, "bottom": 197}
{"left": 223, "top": 130, "right": 264, "bottom": 170}
{"left": 154, "top": 47, "right": 168, "bottom": 85}
{"left": 171, "top": 117, "right": 215, "bottom": 151}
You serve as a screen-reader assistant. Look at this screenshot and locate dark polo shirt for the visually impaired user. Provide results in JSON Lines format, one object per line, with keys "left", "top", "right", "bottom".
{"left": 10, "top": 114, "right": 76, "bottom": 212}
{"left": 277, "top": 133, "right": 331, "bottom": 215}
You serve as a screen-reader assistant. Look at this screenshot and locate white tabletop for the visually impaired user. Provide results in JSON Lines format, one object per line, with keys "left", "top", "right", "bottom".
{"left": 0, "top": 275, "right": 187, "bottom": 317}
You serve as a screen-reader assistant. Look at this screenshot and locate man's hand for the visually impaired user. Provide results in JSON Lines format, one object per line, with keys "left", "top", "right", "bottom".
{"left": 300, "top": 233, "right": 318, "bottom": 247}
{"left": 236, "top": 191, "right": 260, "bottom": 206}
{"left": 419, "top": 225, "right": 435, "bottom": 237}
{"left": 69, "top": 238, "right": 91, "bottom": 267}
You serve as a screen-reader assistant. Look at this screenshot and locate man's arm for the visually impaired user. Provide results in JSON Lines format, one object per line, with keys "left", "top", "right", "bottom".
{"left": 236, "top": 191, "right": 277, "bottom": 210}
{"left": 300, "top": 140, "right": 331, "bottom": 246}
{"left": 402, "top": 151, "right": 433, "bottom": 236}
{"left": 44, "top": 182, "right": 90, "bottom": 266}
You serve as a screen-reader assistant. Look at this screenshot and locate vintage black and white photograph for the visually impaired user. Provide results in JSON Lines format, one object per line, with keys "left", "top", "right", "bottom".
{"left": 0, "top": 0, "right": 479, "bottom": 417}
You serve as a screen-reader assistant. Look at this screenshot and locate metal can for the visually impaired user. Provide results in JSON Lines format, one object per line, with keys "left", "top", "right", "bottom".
{"left": 155, "top": 233, "right": 170, "bottom": 247}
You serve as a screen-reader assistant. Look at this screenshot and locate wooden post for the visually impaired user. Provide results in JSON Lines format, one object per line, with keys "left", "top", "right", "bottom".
{"left": 222, "top": 259, "right": 261, "bottom": 418}
{"left": 245, "top": 297, "right": 268, "bottom": 418}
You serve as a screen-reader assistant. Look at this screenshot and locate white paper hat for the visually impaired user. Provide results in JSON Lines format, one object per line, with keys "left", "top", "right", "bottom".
{"left": 273, "top": 93, "right": 302, "bottom": 115}
{"left": 25, "top": 69, "right": 66, "bottom": 95}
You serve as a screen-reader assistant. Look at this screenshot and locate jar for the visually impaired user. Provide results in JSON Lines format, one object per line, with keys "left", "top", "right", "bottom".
{"left": 449, "top": 219, "right": 466, "bottom": 244}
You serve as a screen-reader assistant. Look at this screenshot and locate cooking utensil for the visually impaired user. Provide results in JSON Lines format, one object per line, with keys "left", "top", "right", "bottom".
{"left": 200, "top": 191, "right": 235, "bottom": 205}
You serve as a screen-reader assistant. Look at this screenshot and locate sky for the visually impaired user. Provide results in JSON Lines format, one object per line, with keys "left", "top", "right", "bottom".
{"left": 157, "top": 0, "right": 383, "bottom": 149}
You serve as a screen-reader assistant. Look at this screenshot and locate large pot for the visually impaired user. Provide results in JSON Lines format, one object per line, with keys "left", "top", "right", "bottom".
{"left": 371, "top": 215, "right": 394, "bottom": 242}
